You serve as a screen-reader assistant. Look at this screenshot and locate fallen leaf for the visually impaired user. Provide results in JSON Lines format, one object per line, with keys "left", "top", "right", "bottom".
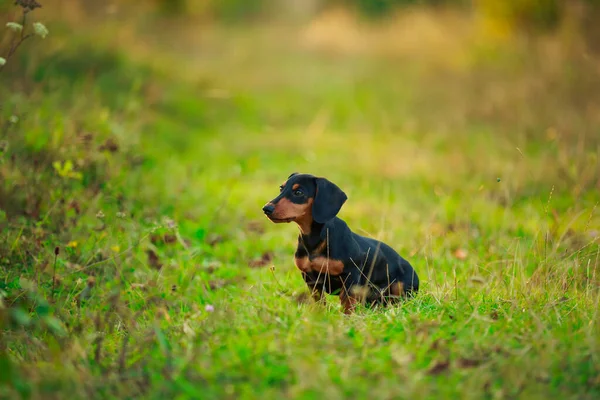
{"left": 146, "top": 249, "right": 163, "bottom": 270}
{"left": 208, "top": 279, "right": 228, "bottom": 290}
{"left": 131, "top": 283, "right": 146, "bottom": 290}
{"left": 183, "top": 321, "right": 195, "bottom": 338}
{"left": 205, "top": 262, "right": 221, "bottom": 274}
{"left": 163, "top": 233, "right": 177, "bottom": 244}
{"left": 492, "top": 345, "right": 508, "bottom": 355}
{"left": 453, "top": 248, "right": 468, "bottom": 260}
{"left": 430, "top": 338, "right": 444, "bottom": 351}
{"left": 457, "top": 357, "right": 483, "bottom": 368}
{"left": 391, "top": 349, "right": 414, "bottom": 366}
{"left": 246, "top": 221, "right": 265, "bottom": 235}
{"left": 99, "top": 138, "right": 119, "bottom": 153}
{"left": 206, "top": 233, "right": 223, "bottom": 246}
{"left": 151, "top": 233, "right": 177, "bottom": 245}
{"left": 536, "top": 372, "right": 550, "bottom": 383}
{"left": 68, "top": 200, "right": 81, "bottom": 214}
{"left": 587, "top": 374, "right": 600, "bottom": 387}
{"left": 77, "top": 131, "right": 94, "bottom": 147}
{"left": 428, "top": 359, "right": 450, "bottom": 375}
{"left": 249, "top": 252, "right": 273, "bottom": 268}
{"left": 66, "top": 262, "right": 82, "bottom": 271}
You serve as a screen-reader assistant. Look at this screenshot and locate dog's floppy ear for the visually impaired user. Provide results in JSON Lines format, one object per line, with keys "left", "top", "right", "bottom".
{"left": 313, "top": 177, "right": 347, "bottom": 224}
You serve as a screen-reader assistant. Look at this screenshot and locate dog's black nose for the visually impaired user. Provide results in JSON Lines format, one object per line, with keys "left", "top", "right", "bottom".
{"left": 262, "top": 204, "right": 275, "bottom": 215}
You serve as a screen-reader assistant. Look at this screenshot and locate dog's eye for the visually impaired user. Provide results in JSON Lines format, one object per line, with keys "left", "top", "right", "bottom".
{"left": 279, "top": 186, "right": 284, "bottom": 193}
{"left": 293, "top": 189, "right": 304, "bottom": 197}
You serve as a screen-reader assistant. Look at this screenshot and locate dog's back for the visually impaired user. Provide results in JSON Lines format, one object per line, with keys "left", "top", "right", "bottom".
{"left": 351, "top": 232, "right": 419, "bottom": 297}
{"left": 323, "top": 217, "right": 419, "bottom": 299}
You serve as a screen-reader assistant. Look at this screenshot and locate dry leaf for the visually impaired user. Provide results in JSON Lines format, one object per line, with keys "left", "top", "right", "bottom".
{"left": 146, "top": 249, "right": 163, "bottom": 269}
{"left": 206, "top": 233, "right": 223, "bottom": 246}
{"left": 131, "top": 283, "right": 146, "bottom": 290}
{"left": 457, "top": 357, "right": 483, "bottom": 368}
{"left": 453, "top": 248, "right": 468, "bottom": 260}
{"left": 99, "top": 138, "right": 119, "bottom": 153}
{"left": 246, "top": 221, "right": 265, "bottom": 235}
{"left": 151, "top": 233, "right": 177, "bottom": 245}
{"left": 249, "top": 252, "right": 273, "bottom": 268}
{"left": 208, "top": 279, "right": 228, "bottom": 290}
{"left": 428, "top": 359, "right": 450, "bottom": 375}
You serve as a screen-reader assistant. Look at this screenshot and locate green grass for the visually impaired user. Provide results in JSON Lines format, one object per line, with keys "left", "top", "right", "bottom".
{"left": 1, "top": 7, "right": 599, "bottom": 399}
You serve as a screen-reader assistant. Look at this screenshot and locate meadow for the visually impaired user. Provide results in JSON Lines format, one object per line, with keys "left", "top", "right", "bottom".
{"left": 0, "top": 2, "right": 599, "bottom": 399}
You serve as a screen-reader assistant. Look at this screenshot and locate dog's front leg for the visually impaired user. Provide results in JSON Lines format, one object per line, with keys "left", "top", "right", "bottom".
{"left": 294, "top": 246, "right": 312, "bottom": 273}
{"left": 339, "top": 286, "right": 358, "bottom": 314}
{"left": 309, "top": 256, "right": 344, "bottom": 275}
{"left": 294, "top": 256, "right": 312, "bottom": 273}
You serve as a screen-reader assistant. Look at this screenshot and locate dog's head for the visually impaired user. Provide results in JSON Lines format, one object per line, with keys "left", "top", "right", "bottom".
{"left": 262, "top": 173, "right": 347, "bottom": 227}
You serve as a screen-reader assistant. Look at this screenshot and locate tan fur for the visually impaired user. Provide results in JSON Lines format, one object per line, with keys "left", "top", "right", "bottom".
{"left": 294, "top": 256, "right": 312, "bottom": 273}
{"left": 340, "top": 287, "right": 358, "bottom": 314}
{"left": 309, "top": 256, "right": 344, "bottom": 275}
{"left": 390, "top": 281, "right": 403, "bottom": 297}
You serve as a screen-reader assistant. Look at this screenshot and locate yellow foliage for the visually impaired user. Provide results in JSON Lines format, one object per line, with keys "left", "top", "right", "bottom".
{"left": 474, "top": 0, "right": 560, "bottom": 36}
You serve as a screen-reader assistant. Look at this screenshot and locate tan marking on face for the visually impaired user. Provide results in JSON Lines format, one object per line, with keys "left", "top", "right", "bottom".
{"left": 271, "top": 197, "right": 310, "bottom": 221}
{"left": 292, "top": 183, "right": 300, "bottom": 190}
{"left": 310, "top": 256, "right": 344, "bottom": 275}
{"left": 292, "top": 198, "right": 314, "bottom": 234}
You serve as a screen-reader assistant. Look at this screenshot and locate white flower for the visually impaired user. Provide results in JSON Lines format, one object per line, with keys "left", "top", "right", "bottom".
{"left": 32, "top": 22, "right": 48, "bottom": 39}
{"left": 6, "top": 22, "right": 23, "bottom": 32}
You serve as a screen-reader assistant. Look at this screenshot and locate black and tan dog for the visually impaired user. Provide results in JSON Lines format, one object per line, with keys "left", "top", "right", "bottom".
{"left": 262, "top": 173, "right": 419, "bottom": 313}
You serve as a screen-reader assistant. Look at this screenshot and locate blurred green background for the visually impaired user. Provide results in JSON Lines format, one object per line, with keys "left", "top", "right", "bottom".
{"left": 1, "top": 0, "right": 599, "bottom": 398}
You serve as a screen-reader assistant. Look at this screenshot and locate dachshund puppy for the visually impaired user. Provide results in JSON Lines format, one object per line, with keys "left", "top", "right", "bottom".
{"left": 263, "top": 173, "right": 419, "bottom": 313}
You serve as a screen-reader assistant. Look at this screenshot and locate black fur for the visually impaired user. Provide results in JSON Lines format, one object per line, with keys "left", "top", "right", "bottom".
{"left": 266, "top": 173, "right": 419, "bottom": 306}
{"left": 313, "top": 178, "right": 348, "bottom": 224}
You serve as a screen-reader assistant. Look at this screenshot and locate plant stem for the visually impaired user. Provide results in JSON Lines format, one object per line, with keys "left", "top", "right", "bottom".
{"left": 0, "top": 10, "right": 33, "bottom": 72}
{"left": 52, "top": 246, "right": 59, "bottom": 300}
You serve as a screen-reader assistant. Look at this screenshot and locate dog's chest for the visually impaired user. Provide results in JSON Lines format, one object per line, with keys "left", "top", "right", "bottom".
{"left": 303, "top": 271, "right": 344, "bottom": 294}
{"left": 300, "top": 235, "right": 329, "bottom": 257}
{"left": 311, "top": 239, "right": 328, "bottom": 257}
